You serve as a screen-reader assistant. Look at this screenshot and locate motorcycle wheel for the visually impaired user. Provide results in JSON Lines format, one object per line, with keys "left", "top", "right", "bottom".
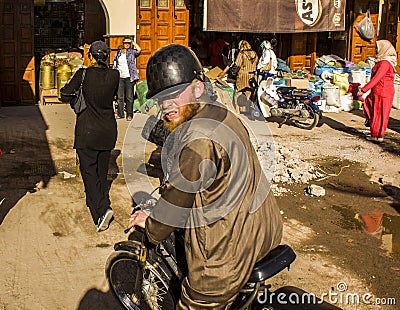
{"left": 106, "top": 250, "right": 175, "bottom": 310}
{"left": 292, "top": 104, "right": 319, "bottom": 130}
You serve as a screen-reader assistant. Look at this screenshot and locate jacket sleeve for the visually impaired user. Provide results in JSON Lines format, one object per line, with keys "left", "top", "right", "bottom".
{"left": 59, "top": 68, "right": 84, "bottom": 103}
{"left": 361, "top": 61, "right": 392, "bottom": 93}
{"left": 145, "top": 138, "right": 222, "bottom": 244}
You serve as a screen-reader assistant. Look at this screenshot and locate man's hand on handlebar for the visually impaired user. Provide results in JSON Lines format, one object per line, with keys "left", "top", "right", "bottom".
{"left": 128, "top": 210, "right": 150, "bottom": 229}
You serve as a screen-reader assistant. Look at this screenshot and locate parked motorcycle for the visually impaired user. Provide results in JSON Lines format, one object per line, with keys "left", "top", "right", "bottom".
{"left": 249, "top": 70, "right": 321, "bottom": 130}
{"left": 105, "top": 191, "right": 296, "bottom": 310}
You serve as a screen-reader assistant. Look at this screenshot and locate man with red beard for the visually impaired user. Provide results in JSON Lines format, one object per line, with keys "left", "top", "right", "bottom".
{"left": 128, "top": 44, "right": 283, "bottom": 309}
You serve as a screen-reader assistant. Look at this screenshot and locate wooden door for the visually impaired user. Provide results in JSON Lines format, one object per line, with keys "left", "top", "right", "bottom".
{"left": 171, "top": 0, "right": 188, "bottom": 46}
{"left": 287, "top": 33, "right": 317, "bottom": 73}
{"left": 289, "top": 33, "right": 307, "bottom": 72}
{"left": 383, "top": 0, "right": 398, "bottom": 45}
{"left": 136, "top": 0, "right": 189, "bottom": 81}
{"left": 0, "top": 0, "right": 35, "bottom": 106}
{"left": 348, "top": 1, "right": 379, "bottom": 64}
{"left": 155, "top": 0, "right": 172, "bottom": 49}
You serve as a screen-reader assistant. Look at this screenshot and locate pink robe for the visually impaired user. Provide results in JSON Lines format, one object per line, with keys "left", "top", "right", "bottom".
{"left": 361, "top": 60, "right": 395, "bottom": 138}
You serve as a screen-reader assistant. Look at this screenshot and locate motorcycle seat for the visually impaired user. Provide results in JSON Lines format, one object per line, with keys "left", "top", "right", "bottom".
{"left": 248, "top": 245, "right": 296, "bottom": 282}
{"left": 276, "top": 87, "right": 296, "bottom": 95}
{"left": 292, "top": 89, "right": 311, "bottom": 97}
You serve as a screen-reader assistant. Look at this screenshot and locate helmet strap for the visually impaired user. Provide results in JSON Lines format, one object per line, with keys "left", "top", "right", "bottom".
{"left": 194, "top": 70, "right": 205, "bottom": 82}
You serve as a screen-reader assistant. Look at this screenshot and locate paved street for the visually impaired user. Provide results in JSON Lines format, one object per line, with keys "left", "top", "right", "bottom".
{"left": 0, "top": 102, "right": 399, "bottom": 309}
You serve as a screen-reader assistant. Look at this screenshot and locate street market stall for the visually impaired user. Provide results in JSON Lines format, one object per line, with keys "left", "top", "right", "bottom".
{"left": 39, "top": 51, "right": 84, "bottom": 104}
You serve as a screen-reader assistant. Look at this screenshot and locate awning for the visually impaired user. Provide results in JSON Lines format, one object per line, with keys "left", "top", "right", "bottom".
{"left": 203, "top": 0, "right": 346, "bottom": 33}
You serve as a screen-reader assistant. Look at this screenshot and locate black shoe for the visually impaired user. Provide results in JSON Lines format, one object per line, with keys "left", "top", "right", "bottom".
{"left": 97, "top": 208, "right": 114, "bottom": 232}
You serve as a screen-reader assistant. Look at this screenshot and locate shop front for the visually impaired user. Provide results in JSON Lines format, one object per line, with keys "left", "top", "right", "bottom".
{"left": 202, "top": 0, "right": 399, "bottom": 74}
{"left": 1, "top": 0, "right": 399, "bottom": 106}
{"left": 0, "top": 0, "right": 107, "bottom": 106}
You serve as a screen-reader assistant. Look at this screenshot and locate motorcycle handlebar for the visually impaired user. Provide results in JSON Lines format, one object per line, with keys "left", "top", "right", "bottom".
{"left": 124, "top": 225, "right": 146, "bottom": 234}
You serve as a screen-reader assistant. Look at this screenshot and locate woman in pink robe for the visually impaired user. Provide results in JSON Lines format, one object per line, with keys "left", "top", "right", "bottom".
{"left": 358, "top": 40, "right": 397, "bottom": 142}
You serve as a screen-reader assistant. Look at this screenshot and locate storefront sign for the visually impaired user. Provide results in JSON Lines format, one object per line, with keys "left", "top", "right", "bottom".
{"left": 204, "top": 0, "right": 345, "bottom": 32}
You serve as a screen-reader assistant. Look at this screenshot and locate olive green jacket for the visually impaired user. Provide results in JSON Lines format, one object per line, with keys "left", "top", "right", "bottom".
{"left": 145, "top": 102, "right": 283, "bottom": 304}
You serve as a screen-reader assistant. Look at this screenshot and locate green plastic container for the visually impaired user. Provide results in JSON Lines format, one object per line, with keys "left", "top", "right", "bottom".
{"left": 353, "top": 100, "right": 363, "bottom": 110}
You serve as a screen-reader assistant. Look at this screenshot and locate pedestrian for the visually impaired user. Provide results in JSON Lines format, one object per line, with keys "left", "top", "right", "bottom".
{"left": 113, "top": 37, "right": 141, "bottom": 121}
{"left": 257, "top": 40, "right": 278, "bottom": 75}
{"left": 357, "top": 39, "right": 397, "bottom": 142}
{"left": 127, "top": 44, "right": 283, "bottom": 309}
{"left": 217, "top": 40, "right": 239, "bottom": 83}
{"left": 60, "top": 40, "right": 119, "bottom": 232}
{"left": 207, "top": 34, "right": 230, "bottom": 69}
{"left": 234, "top": 40, "right": 259, "bottom": 99}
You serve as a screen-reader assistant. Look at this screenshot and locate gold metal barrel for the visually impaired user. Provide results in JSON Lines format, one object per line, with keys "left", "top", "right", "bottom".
{"left": 69, "top": 58, "right": 84, "bottom": 76}
{"left": 40, "top": 63, "right": 55, "bottom": 90}
{"left": 56, "top": 64, "right": 72, "bottom": 96}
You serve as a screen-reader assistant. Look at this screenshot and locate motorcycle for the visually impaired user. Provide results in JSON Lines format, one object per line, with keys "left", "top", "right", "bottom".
{"left": 105, "top": 191, "right": 296, "bottom": 310}
{"left": 248, "top": 70, "right": 321, "bottom": 130}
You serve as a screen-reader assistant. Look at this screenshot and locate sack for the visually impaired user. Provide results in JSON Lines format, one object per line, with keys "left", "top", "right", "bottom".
{"left": 333, "top": 72, "right": 350, "bottom": 95}
{"left": 71, "top": 69, "right": 87, "bottom": 114}
{"left": 141, "top": 113, "right": 170, "bottom": 146}
{"left": 355, "top": 12, "right": 375, "bottom": 41}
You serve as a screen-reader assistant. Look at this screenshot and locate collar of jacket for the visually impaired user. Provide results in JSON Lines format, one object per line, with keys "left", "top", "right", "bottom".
{"left": 89, "top": 62, "right": 107, "bottom": 68}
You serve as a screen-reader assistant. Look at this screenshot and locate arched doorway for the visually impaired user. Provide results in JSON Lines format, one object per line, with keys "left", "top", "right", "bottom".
{"left": 0, "top": 0, "right": 108, "bottom": 106}
{"left": 33, "top": 0, "right": 107, "bottom": 103}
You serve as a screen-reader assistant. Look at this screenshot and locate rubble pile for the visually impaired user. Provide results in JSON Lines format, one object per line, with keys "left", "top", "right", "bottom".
{"left": 254, "top": 141, "right": 325, "bottom": 196}
{"left": 255, "top": 139, "right": 276, "bottom": 183}
{"left": 272, "top": 146, "right": 323, "bottom": 184}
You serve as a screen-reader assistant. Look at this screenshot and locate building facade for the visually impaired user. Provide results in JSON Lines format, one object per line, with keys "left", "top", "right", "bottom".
{"left": 0, "top": 0, "right": 399, "bottom": 106}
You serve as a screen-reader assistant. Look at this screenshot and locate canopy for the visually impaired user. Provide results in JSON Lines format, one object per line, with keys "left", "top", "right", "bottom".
{"left": 203, "top": 0, "right": 346, "bottom": 33}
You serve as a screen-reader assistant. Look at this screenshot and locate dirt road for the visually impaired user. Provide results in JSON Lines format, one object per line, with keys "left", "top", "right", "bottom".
{"left": 0, "top": 103, "right": 399, "bottom": 309}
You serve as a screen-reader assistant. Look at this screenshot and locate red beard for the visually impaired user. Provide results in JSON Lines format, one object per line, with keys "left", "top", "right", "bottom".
{"left": 163, "top": 103, "right": 200, "bottom": 132}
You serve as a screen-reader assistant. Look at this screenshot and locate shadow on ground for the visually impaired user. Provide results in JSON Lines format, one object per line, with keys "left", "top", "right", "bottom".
{"left": 77, "top": 288, "right": 125, "bottom": 310}
{"left": 0, "top": 107, "right": 56, "bottom": 224}
{"left": 320, "top": 112, "right": 400, "bottom": 156}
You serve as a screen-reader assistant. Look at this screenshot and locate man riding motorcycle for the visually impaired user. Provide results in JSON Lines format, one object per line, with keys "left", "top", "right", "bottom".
{"left": 127, "top": 44, "right": 283, "bottom": 309}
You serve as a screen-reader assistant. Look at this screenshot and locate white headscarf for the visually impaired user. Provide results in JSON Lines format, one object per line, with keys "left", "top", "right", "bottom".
{"left": 376, "top": 40, "right": 397, "bottom": 69}
{"left": 257, "top": 40, "right": 278, "bottom": 73}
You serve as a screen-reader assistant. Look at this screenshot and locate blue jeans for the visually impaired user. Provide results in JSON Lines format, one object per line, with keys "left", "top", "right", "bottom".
{"left": 117, "top": 77, "right": 135, "bottom": 118}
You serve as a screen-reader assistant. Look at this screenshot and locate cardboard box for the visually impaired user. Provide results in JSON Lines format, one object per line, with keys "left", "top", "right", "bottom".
{"left": 204, "top": 67, "right": 229, "bottom": 87}
{"left": 285, "top": 78, "right": 310, "bottom": 89}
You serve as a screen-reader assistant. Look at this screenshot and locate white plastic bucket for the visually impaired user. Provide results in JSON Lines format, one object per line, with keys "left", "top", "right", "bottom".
{"left": 315, "top": 99, "right": 326, "bottom": 112}
{"left": 340, "top": 93, "right": 354, "bottom": 112}
{"left": 349, "top": 70, "right": 367, "bottom": 86}
{"left": 322, "top": 84, "right": 340, "bottom": 107}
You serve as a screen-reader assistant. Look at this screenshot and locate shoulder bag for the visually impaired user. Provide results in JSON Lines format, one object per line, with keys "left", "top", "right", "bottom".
{"left": 70, "top": 69, "right": 87, "bottom": 114}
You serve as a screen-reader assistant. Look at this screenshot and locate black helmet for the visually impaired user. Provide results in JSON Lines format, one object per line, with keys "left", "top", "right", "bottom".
{"left": 146, "top": 44, "right": 203, "bottom": 99}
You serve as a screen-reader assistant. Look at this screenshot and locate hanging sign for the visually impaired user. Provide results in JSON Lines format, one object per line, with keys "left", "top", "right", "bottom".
{"left": 204, "top": 0, "right": 346, "bottom": 33}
